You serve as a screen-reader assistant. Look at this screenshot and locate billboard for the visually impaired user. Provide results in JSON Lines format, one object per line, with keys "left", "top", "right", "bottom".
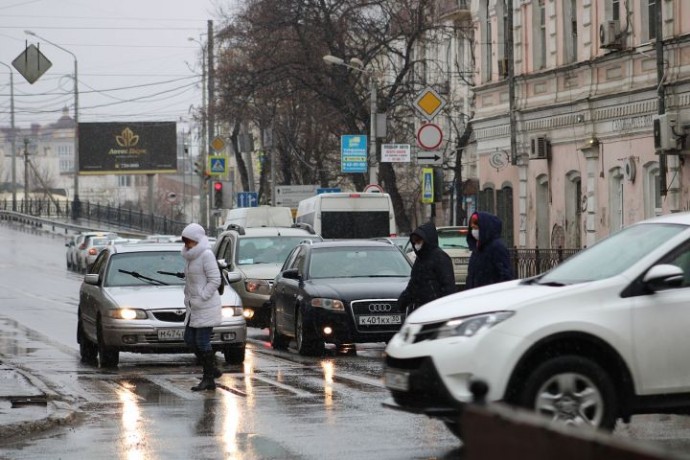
{"left": 78, "top": 122, "right": 177, "bottom": 174}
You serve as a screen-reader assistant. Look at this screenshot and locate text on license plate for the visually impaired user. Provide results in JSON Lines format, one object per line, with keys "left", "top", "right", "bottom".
{"left": 358, "top": 315, "right": 401, "bottom": 325}
{"left": 158, "top": 329, "right": 184, "bottom": 341}
{"left": 384, "top": 369, "right": 410, "bottom": 391}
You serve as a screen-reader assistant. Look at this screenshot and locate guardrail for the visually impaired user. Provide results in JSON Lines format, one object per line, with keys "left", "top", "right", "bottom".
{"left": 0, "top": 210, "right": 145, "bottom": 239}
{"left": 0, "top": 199, "right": 188, "bottom": 235}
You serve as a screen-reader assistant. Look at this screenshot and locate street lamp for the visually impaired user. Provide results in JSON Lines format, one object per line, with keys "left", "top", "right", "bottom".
{"left": 25, "top": 30, "right": 80, "bottom": 219}
{"left": 323, "top": 54, "right": 378, "bottom": 185}
{"left": 188, "top": 36, "right": 209, "bottom": 228}
{"left": 0, "top": 61, "right": 17, "bottom": 211}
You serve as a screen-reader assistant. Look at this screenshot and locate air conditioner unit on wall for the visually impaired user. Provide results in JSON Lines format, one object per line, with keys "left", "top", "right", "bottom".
{"left": 530, "top": 136, "right": 551, "bottom": 160}
{"left": 600, "top": 20, "right": 622, "bottom": 49}
{"left": 653, "top": 112, "right": 678, "bottom": 151}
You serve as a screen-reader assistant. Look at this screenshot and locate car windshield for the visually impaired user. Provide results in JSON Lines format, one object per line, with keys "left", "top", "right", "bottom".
{"left": 539, "top": 222, "right": 688, "bottom": 284}
{"left": 237, "top": 236, "right": 321, "bottom": 265}
{"left": 91, "top": 237, "right": 109, "bottom": 246}
{"left": 309, "top": 247, "right": 411, "bottom": 279}
{"left": 105, "top": 251, "right": 185, "bottom": 287}
{"left": 438, "top": 229, "right": 469, "bottom": 250}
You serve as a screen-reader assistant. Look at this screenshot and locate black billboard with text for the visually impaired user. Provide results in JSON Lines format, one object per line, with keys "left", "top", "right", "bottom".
{"left": 78, "top": 122, "right": 177, "bottom": 174}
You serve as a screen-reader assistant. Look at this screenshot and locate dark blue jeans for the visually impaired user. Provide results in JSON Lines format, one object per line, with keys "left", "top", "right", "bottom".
{"left": 184, "top": 325, "right": 213, "bottom": 353}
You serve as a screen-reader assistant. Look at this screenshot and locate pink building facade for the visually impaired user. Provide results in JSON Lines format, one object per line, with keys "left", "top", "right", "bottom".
{"left": 471, "top": 0, "right": 690, "bottom": 248}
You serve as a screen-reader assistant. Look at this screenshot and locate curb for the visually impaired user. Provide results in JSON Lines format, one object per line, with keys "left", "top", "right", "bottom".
{"left": 0, "top": 367, "right": 79, "bottom": 443}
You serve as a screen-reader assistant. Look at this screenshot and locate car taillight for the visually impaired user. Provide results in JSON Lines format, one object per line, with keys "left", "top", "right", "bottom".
{"left": 88, "top": 248, "right": 98, "bottom": 255}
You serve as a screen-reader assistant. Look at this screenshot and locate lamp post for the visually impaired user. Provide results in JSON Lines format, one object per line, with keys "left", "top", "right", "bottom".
{"left": 188, "top": 36, "right": 208, "bottom": 227}
{"left": 25, "top": 30, "right": 80, "bottom": 218}
{"left": 0, "top": 62, "right": 17, "bottom": 211}
{"left": 323, "top": 54, "right": 378, "bottom": 185}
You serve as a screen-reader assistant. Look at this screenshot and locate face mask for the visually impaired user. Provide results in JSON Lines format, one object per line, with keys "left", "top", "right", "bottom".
{"left": 414, "top": 242, "right": 423, "bottom": 252}
{"left": 471, "top": 229, "right": 480, "bottom": 240}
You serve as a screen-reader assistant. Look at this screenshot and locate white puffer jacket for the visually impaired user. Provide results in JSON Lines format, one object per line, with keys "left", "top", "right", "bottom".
{"left": 181, "top": 223, "right": 222, "bottom": 328}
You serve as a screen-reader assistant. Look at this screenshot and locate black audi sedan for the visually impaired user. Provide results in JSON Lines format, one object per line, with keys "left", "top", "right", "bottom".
{"left": 269, "top": 239, "right": 412, "bottom": 356}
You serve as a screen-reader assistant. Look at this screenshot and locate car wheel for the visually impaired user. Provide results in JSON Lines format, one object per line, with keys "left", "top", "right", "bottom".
{"left": 443, "top": 421, "right": 463, "bottom": 440}
{"left": 295, "top": 308, "right": 324, "bottom": 356}
{"left": 223, "top": 344, "right": 245, "bottom": 365}
{"left": 269, "top": 307, "right": 290, "bottom": 350}
{"left": 77, "top": 319, "right": 98, "bottom": 364}
{"left": 516, "top": 355, "right": 617, "bottom": 430}
{"left": 96, "top": 318, "right": 119, "bottom": 368}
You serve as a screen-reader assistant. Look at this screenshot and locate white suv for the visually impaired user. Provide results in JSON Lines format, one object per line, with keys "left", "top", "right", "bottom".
{"left": 384, "top": 212, "right": 690, "bottom": 439}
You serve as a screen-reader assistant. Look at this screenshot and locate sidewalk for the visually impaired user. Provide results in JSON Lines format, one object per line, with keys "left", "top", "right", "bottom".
{"left": 0, "top": 363, "right": 76, "bottom": 441}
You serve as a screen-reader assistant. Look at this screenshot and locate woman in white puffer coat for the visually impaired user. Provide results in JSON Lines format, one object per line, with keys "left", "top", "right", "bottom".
{"left": 181, "top": 223, "right": 222, "bottom": 391}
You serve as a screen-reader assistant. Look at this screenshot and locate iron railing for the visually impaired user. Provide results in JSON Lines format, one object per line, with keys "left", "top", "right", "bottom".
{"left": 454, "top": 247, "right": 579, "bottom": 281}
{"left": 0, "top": 199, "right": 188, "bottom": 235}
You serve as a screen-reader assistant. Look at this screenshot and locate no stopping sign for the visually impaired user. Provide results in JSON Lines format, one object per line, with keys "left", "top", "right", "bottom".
{"left": 416, "top": 123, "right": 443, "bottom": 150}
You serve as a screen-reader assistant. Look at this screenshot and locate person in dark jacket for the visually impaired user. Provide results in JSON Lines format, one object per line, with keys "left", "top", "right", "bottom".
{"left": 466, "top": 211, "right": 514, "bottom": 289}
{"left": 398, "top": 222, "right": 456, "bottom": 313}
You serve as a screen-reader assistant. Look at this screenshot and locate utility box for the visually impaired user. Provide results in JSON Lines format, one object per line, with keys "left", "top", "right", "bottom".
{"left": 653, "top": 112, "right": 678, "bottom": 151}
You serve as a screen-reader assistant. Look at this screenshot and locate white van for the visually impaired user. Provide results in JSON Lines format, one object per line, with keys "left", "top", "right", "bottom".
{"left": 222, "top": 206, "right": 294, "bottom": 230}
{"left": 295, "top": 192, "right": 397, "bottom": 239}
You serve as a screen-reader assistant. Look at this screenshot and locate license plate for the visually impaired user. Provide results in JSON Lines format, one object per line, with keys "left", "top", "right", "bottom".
{"left": 358, "top": 315, "right": 402, "bottom": 325}
{"left": 453, "top": 258, "right": 465, "bottom": 266}
{"left": 384, "top": 368, "right": 410, "bottom": 391}
{"left": 157, "top": 329, "right": 184, "bottom": 341}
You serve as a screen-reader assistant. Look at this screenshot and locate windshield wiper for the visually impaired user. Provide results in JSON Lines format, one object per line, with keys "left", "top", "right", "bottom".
{"left": 157, "top": 270, "right": 185, "bottom": 279}
{"left": 118, "top": 269, "right": 168, "bottom": 286}
{"left": 536, "top": 280, "right": 568, "bottom": 287}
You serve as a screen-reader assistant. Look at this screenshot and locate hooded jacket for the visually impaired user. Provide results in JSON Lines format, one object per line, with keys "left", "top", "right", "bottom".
{"left": 466, "top": 212, "right": 514, "bottom": 289}
{"left": 181, "top": 223, "right": 222, "bottom": 328}
{"left": 397, "top": 222, "right": 456, "bottom": 310}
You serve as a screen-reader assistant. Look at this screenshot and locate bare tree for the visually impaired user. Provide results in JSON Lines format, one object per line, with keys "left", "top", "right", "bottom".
{"left": 214, "top": 0, "right": 471, "bottom": 233}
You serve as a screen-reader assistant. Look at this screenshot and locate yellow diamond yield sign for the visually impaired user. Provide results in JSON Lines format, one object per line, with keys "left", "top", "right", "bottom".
{"left": 414, "top": 87, "right": 446, "bottom": 121}
{"left": 211, "top": 136, "right": 226, "bottom": 152}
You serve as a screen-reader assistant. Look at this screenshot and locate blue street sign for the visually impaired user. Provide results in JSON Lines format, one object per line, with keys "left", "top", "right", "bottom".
{"left": 236, "top": 191, "right": 258, "bottom": 208}
{"left": 208, "top": 156, "right": 226, "bottom": 176}
{"left": 341, "top": 135, "right": 368, "bottom": 173}
{"left": 316, "top": 188, "right": 341, "bottom": 194}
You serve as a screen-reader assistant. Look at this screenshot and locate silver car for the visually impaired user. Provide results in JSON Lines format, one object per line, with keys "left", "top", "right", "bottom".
{"left": 77, "top": 242, "right": 246, "bottom": 367}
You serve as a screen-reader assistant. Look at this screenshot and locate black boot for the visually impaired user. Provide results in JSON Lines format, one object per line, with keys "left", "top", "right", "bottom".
{"left": 194, "top": 350, "right": 222, "bottom": 378}
{"left": 191, "top": 351, "right": 217, "bottom": 391}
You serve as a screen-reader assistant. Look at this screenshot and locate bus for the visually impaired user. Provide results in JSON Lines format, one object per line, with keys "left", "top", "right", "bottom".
{"left": 295, "top": 192, "right": 397, "bottom": 239}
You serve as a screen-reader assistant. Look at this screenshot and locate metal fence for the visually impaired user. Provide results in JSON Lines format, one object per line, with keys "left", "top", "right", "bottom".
{"left": 0, "top": 199, "right": 188, "bottom": 235}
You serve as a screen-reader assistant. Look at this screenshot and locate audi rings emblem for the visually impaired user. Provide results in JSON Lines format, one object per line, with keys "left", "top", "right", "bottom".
{"left": 368, "top": 303, "right": 392, "bottom": 313}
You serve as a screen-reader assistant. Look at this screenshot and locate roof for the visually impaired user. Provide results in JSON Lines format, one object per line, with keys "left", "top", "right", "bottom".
{"left": 220, "top": 226, "right": 318, "bottom": 238}
{"left": 110, "top": 243, "right": 182, "bottom": 254}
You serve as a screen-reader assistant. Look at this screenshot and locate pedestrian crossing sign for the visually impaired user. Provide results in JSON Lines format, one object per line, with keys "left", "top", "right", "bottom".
{"left": 208, "top": 156, "right": 226, "bottom": 176}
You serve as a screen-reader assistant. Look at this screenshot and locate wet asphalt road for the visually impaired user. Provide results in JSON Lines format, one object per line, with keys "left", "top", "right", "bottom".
{"left": 0, "top": 224, "right": 462, "bottom": 459}
{"left": 3, "top": 223, "right": 690, "bottom": 459}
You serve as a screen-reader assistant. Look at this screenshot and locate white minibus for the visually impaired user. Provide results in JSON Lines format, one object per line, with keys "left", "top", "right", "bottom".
{"left": 295, "top": 192, "right": 397, "bottom": 239}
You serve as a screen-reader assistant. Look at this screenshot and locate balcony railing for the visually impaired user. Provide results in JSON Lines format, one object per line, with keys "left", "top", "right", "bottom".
{"left": 437, "top": 0, "right": 470, "bottom": 19}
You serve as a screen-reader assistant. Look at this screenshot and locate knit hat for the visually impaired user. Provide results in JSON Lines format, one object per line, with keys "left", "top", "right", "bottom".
{"left": 181, "top": 223, "right": 206, "bottom": 242}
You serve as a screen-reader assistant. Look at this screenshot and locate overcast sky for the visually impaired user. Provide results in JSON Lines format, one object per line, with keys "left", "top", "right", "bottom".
{"left": 0, "top": 0, "right": 235, "bottom": 132}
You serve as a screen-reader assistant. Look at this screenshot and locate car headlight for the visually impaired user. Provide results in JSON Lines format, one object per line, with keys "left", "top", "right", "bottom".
{"left": 311, "top": 298, "right": 345, "bottom": 311}
{"left": 245, "top": 279, "right": 271, "bottom": 294}
{"left": 436, "top": 311, "right": 514, "bottom": 339}
{"left": 106, "top": 308, "right": 147, "bottom": 320}
{"left": 222, "top": 306, "right": 243, "bottom": 317}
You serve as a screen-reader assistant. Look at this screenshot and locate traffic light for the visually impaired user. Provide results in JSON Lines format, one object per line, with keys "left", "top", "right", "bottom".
{"left": 213, "top": 181, "right": 223, "bottom": 208}
{"left": 194, "top": 160, "right": 202, "bottom": 176}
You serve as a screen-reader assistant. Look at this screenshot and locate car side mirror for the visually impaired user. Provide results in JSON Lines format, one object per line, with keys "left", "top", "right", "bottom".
{"left": 643, "top": 264, "right": 684, "bottom": 291}
{"left": 282, "top": 268, "right": 301, "bottom": 280}
{"left": 84, "top": 273, "right": 100, "bottom": 285}
{"left": 225, "top": 271, "right": 242, "bottom": 283}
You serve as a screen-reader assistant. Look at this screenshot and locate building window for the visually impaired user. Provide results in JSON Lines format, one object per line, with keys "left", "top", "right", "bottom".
{"left": 483, "top": 0, "right": 493, "bottom": 83}
{"left": 644, "top": 162, "right": 661, "bottom": 218}
{"left": 118, "top": 175, "right": 132, "bottom": 187}
{"left": 612, "top": 0, "right": 620, "bottom": 20}
{"left": 478, "top": 186, "right": 496, "bottom": 214}
{"left": 496, "top": 185, "right": 514, "bottom": 247}
{"left": 533, "top": 0, "right": 546, "bottom": 70}
{"left": 563, "top": 0, "right": 578, "bottom": 63}
{"left": 648, "top": 0, "right": 658, "bottom": 41}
